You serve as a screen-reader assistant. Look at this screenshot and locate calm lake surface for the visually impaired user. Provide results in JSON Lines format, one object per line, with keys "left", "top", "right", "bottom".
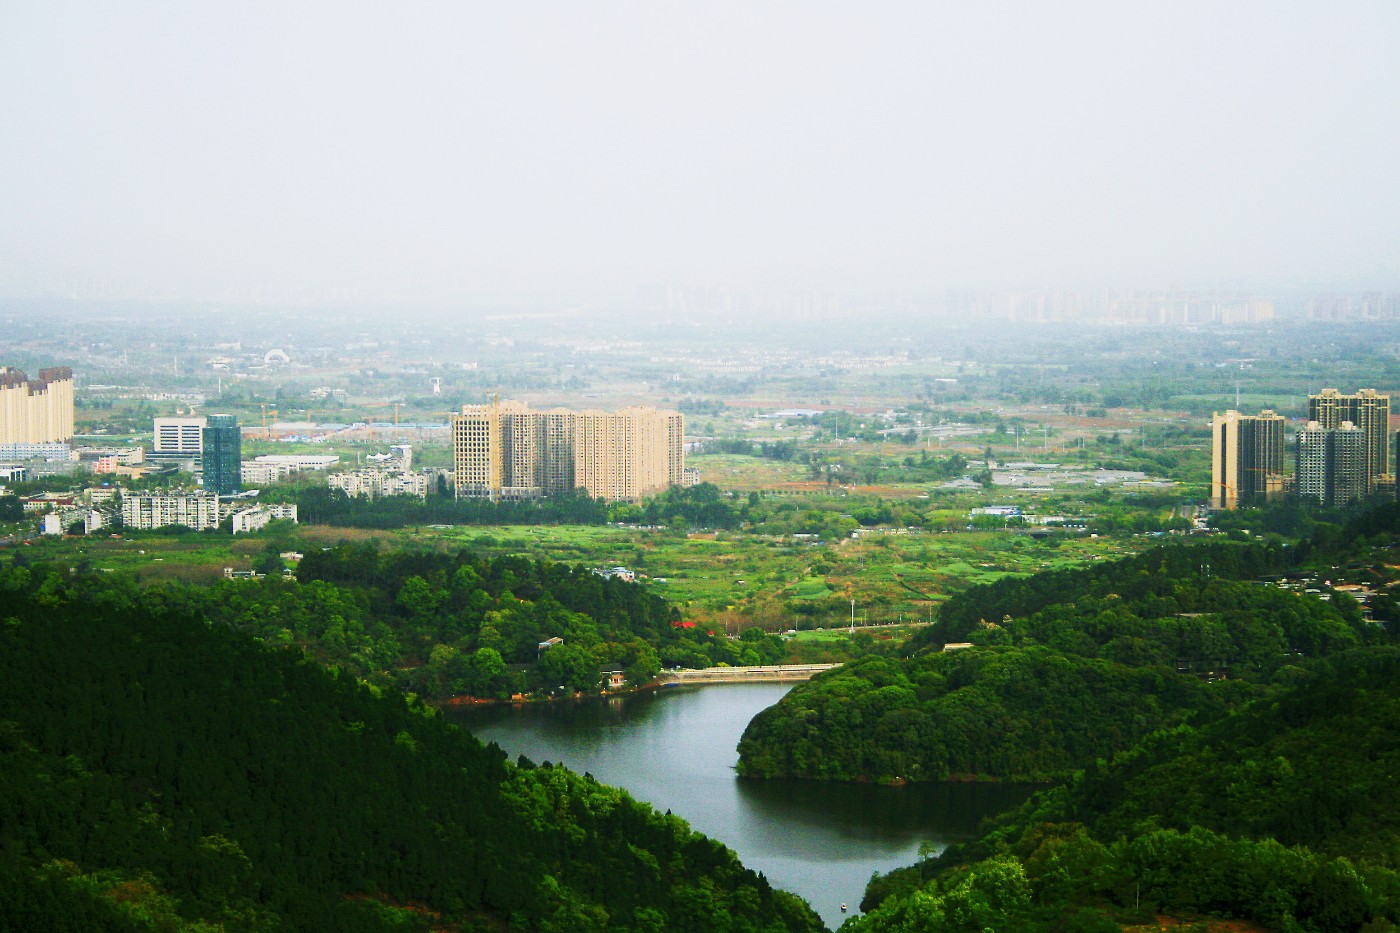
{"left": 446, "top": 683, "right": 1035, "bottom": 931}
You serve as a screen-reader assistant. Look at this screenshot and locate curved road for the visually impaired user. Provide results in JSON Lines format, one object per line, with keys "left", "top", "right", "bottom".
{"left": 654, "top": 663, "right": 841, "bottom": 685}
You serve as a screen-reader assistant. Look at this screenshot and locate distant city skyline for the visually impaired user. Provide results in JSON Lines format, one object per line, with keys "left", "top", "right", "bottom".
{"left": 3, "top": 3, "right": 1399, "bottom": 310}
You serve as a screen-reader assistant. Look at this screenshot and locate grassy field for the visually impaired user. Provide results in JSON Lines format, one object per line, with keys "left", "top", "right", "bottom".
{"left": 687, "top": 453, "right": 812, "bottom": 490}
{"left": 15, "top": 518, "right": 1137, "bottom": 634}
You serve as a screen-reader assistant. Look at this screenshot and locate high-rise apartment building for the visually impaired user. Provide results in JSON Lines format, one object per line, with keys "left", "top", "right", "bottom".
{"left": 1297, "top": 420, "right": 1365, "bottom": 506}
{"left": 452, "top": 400, "right": 684, "bottom": 501}
{"left": 202, "top": 414, "right": 242, "bottom": 495}
{"left": 1210, "top": 409, "right": 1285, "bottom": 509}
{"left": 1308, "top": 389, "right": 1390, "bottom": 491}
{"left": 0, "top": 367, "right": 74, "bottom": 446}
{"left": 151, "top": 416, "right": 207, "bottom": 465}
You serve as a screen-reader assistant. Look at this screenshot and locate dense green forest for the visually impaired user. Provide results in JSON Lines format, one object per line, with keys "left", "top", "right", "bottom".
{"left": 736, "top": 648, "right": 1252, "bottom": 783}
{"left": 919, "top": 501, "right": 1400, "bottom": 654}
{"left": 911, "top": 538, "right": 1297, "bottom": 650}
{"left": 6, "top": 544, "right": 784, "bottom": 703}
{"left": 737, "top": 538, "right": 1373, "bottom": 783}
{"left": 851, "top": 648, "right": 1400, "bottom": 931}
{"left": 0, "top": 560, "right": 824, "bottom": 932}
{"left": 739, "top": 503, "right": 1400, "bottom": 929}
{"left": 289, "top": 543, "right": 786, "bottom": 690}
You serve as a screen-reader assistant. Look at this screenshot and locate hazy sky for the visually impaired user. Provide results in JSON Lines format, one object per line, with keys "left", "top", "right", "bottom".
{"left": 3, "top": 2, "right": 1399, "bottom": 306}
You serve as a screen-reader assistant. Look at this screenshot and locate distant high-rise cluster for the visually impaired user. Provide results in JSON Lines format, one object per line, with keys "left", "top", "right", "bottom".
{"left": 965, "top": 290, "right": 1276, "bottom": 326}
{"left": 1306, "top": 388, "right": 1390, "bottom": 495}
{"left": 0, "top": 367, "right": 74, "bottom": 450}
{"left": 452, "top": 400, "right": 684, "bottom": 502}
{"left": 1307, "top": 293, "right": 1400, "bottom": 321}
{"left": 1212, "top": 388, "right": 1392, "bottom": 510}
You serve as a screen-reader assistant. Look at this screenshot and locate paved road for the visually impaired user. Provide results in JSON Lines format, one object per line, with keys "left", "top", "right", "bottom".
{"left": 655, "top": 664, "right": 841, "bottom": 685}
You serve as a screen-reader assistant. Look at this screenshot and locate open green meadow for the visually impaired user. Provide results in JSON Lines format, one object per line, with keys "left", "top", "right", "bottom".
{"left": 17, "top": 516, "right": 1138, "bottom": 634}
{"left": 687, "top": 452, "right": 814, "bottom": 489}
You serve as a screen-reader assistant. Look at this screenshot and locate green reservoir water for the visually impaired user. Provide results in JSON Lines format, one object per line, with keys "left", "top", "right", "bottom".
{"left": 447, "top": 683, "right": 1035, "bottom": 931}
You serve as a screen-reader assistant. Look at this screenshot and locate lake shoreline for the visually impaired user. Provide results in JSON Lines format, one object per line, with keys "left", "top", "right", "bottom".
{"left": 447, "top": 683, "right": 1040, "bottom": 932}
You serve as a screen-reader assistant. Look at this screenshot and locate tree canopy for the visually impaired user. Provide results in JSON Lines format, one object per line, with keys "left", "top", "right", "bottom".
{"left": 0, "top": 559, "right": 824, "bottom": 932}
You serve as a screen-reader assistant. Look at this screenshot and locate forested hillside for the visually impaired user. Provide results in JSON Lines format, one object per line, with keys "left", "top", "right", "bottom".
{"left": 910, "top": 538, "right": 1295, "bottom": 650}
{"left": 738, "top": 540, "right": 1370, "bottom": 783}
{"left": 850, "top": 648, "right": 1400, "bottom": 931}
{"left": 737, "top": 649, "right": 1251, "bottom": 783}
{"left": 0, "top": 559, "right": 824, "bottom": 932}
{"left": 742, "top": 506, "right": 1400, "bottom": 929}
{"left": 10, "top": 544, "right": 784, "bottom": 703}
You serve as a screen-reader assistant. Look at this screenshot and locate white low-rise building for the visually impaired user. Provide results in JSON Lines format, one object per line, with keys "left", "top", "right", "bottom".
{"left": 38, "top": 507, "right": 105, "bottom": 535}
{"left": 388, "top": 473, "right": 428, "bottom": 497}
{"left": 74, "top": 446, "right": 145, "bottom": 467}
{"left": 241, "top": 455, "right": 340, "bottom": 486}
{"left": 328, "top": 469, "right": 429, "bottom": 499}
{"left": 253, "top": 454, "right": 340, "bottom": 470}
{"left": 85, "top": 487, "right": 118, "bottom": 506}
{"left": 230, "top": 502, "right": 299, "bottom": 533}
{"left": 0, "top": 443, "right": 70, "bottom": 461}
{"left": 121, "top": 492, "right": 221, "bottom": 531}
{"left": 22, "top": 493, "right": 76, "bottom": 513}
{"left": 264, "top": 503, "right": 298, "bottom": 521}
{"left": 241, "top": 461, "right": 295, "bottom": 485}
{"left": 231, "top": 507, "right": 270, "bottom": 534}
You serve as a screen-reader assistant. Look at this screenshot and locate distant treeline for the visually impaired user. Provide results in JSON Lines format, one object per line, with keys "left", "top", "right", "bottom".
{"left": 703, "top": 438, "right": 805, "bottom": 462}
{"left": 292, "top": 486, "right": 613, "bottom": 528}
{"left": 290, "top": 483, "right": 746, "bottom": 532}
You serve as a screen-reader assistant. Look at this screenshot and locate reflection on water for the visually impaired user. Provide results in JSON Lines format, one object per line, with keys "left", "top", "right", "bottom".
{"left": 733, "top": 778, "right": 1018, "bottom": 860}
{"left": 448, "top": 684, "right": 1035, "bottom": 931}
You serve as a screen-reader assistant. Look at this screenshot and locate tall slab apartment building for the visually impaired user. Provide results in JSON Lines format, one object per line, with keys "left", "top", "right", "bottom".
{"left": 453, "top": 400, "right": 684, "bottom": 501}
{"left": 0, "top": 367, "right": 74, "bottom": 449}
{"left": 1211, "top": 409, "right": 1285, "bottom": 509}
{"left": 1308, "top": 388, "right": 1390, "bottom": 493}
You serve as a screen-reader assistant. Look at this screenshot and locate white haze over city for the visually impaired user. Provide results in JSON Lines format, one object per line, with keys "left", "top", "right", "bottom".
{"left": 2, "top": 1, "right": 1398, "bottom": 311}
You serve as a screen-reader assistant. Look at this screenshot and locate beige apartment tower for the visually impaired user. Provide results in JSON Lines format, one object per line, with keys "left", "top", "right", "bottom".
{"left": 452, "top": 400, "right": 684, "bottom": 501}
{"left": 0, "top": 367, "right": 74, "bottom": 445}
{"left": 1308, "top": 388, "right": 1390, "bottom": 492}
{"left": 1211, "top": 409, "right": 1286, "bottom": 509}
